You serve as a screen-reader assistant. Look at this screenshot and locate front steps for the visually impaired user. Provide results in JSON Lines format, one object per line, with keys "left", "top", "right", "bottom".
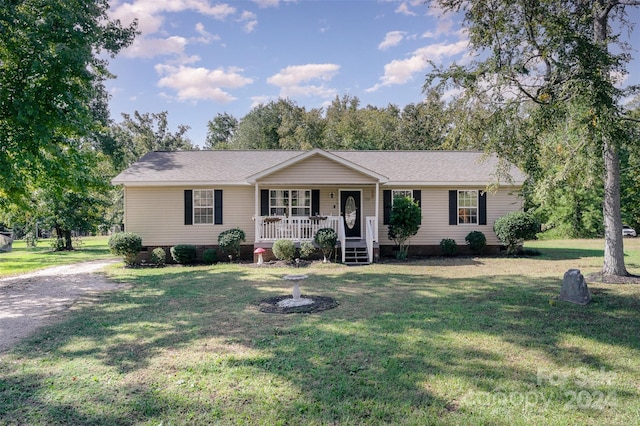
{"left": 342, "top": 240, "right": 370, "bottom": 265}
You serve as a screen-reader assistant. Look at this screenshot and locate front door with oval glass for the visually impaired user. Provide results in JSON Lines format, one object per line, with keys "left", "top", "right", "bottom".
{"left": 340, "top": 190, "right": 361, "bottom": 238}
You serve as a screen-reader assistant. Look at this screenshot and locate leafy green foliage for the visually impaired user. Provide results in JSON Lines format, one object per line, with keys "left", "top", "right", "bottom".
{"left": 425, "top": 0, "right": 637, "bottom": 275}
{"left": 388, "top": 196, "right": 421, "bottom": 260}
{"left": 314, "top": 228, "right": 337, "bottom": 262}
{"left": 217, "top": 228, "right": 246, "bottom": 260}
{"left": 272, "top": 239, "right": 296, "bottom": 261}
{"left": 151, "top": 248, "right": 166, "bottom": 267}
{"left": 0, "top": 0, "right": 137, "bottom": 206}
{"left": 465, "top": 231, "right": 487, "bottom": 255}
{"left": 494, "top": 212, "right": 540, "bottom": 254}
{"left": 170, "top": 245, "right": 197, "bottom": 265}
{"left": 203, "top": 249, "right": 218, "bottom": 265}
{"left": 109, "top": 232, "right": 142, "bottom": 266}
{"left": 205, "top": 113, "right": 238, "bottom": 149}
{"left": 299, "top": 241, "right": 316, "bottom": 259}
{"left": 440, "top": 239, "right": 458, "bottom": 256}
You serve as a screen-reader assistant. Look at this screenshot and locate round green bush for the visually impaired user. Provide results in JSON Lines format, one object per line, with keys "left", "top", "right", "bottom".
{"left": 493, "top": 211, "right": 540, "bottom": 254}
{"left": 109, "top": 232, "right": 143, "bottom": 266}
{"left": 151, "top": 247, "right": 167, "bottom": 266}
{"left": 273, "top": 239, "right": 296, "bottom": 261}
{"left": 218, "top": 228, "right": 246, "bottom": 259}
{"left": 299, "top": 241, "right": 316, "bottom": 259}
{"left": 170, "top": 244, "right": 197, "bottom": 264}
{"left": 203, "top": 248, "right": 218, "bottom": 265}
{"left": 465, "top": 231, "right": 487, "bottom": 254}
{"left": 440, "top": 238, "right": 458, "bottom": 256}
{"left": 314, "top": 228, "right": 337, "bottom": 262}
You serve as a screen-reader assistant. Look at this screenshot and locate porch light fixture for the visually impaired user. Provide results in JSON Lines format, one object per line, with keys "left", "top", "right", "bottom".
{"left": 330, "top": 192, "right": 334, "bottom": 199}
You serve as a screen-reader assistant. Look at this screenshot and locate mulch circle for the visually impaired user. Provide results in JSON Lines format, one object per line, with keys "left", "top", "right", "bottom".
{"left": 257, "top": 295, "right": 339, "bottom": 314}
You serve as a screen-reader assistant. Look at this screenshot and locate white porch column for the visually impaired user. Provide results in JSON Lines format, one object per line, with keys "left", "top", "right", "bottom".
{"left": 375, "top": 182, "right": 379, "bottom": 241}
{"left": 254, "top": 184, "right": 259, "bottom": 243}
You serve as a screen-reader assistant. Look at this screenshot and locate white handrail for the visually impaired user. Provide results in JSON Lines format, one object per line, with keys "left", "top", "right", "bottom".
{"left": 337, "top": 216, "right": 346, "bottom": 264}
{"left": 365, "top": 216, "right": 375, "bottom": 263}
{"left": 256, "top": 215, "right": 341, "bottom": 242}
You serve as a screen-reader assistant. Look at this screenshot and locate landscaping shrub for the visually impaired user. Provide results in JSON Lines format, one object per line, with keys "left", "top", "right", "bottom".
{"left": 273, "top": 239, "right": 296, "bottom": 261}
{"left": 217, "top": 228, "right": 246, "bottom": 259}
{"left": 465, "top": 231, "right": 487, "bottom": 255}
{"left": 314, "top": 228, "right": 337, "bottom": 262}
{"left": 203, "top": 248, "right": 218, "bottom": 265}
{"left": 299, "top": 241, "right": 316, "bottom": 259}
{"left": 151, "top": 247, "right": 167, "bottom": 266}
{"left": 494, "top": 211, "right": 540, "bottom": 254}
{"left": 440, "top": 238, "right": 458, "bottom": 256}
{"left": 108, "top": 232, "right": 142, "bottom": 266}
{"left": 388, "top": 196, "right": 421, "bottom": 260}
{"left": 170, "top": 244, "right": 197, "bottom": 264}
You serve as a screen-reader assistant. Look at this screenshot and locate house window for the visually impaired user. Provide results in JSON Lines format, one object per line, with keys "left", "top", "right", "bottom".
{"left": 458, "top": 190, "right": 478, "bottom": 224}
{"left": 392, "top": 189, "right": 413, "bottom": 204}
{"left": 193, "top": 190, "right": 214, "bottom": 224}
{"left": 269, "top": 190, "right": 311, "bottom": 216}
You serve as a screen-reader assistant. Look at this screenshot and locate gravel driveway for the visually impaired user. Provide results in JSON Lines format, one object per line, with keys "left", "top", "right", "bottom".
{"left": 0, "top": 259, "right": 126, "bottom": 352}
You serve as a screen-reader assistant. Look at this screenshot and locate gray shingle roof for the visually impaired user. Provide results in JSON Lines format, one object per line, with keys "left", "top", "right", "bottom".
{"left": 112, "top": 149, "right": 526, "bottom": 186}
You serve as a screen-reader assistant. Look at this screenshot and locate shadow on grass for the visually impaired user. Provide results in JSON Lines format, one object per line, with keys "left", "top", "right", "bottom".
{"left": 1, "top": 264, "right": 639, "bottom": 424}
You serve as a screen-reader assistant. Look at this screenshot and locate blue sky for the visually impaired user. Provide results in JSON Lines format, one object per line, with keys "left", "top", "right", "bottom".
{"left": 105, "top": 0, "right": 640, "bottom": 147}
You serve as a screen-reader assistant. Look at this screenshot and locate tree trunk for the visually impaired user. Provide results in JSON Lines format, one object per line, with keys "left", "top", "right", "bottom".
{"left": 64, "top": 230, "right": 74, "bottom": 251}
{"left": 602, "top": 140, "right": 628, "bottom": 275}
{"left": 596, "top": 1, "right": 628, "bottom": 276}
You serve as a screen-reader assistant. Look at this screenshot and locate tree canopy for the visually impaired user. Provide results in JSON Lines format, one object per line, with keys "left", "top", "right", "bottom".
{"left": 0, "top": 0, "right": 137, "bottom": 208}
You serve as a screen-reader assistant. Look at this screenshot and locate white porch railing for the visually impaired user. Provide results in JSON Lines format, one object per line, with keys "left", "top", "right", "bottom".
{"left": 365, "top": 216, "right": 376, "bottom": 263}
{"left": 256, "top": 215, "right": 341, "bottom": 242}
{"left": 337, "top": 217, "right": 346, "bottom": 264}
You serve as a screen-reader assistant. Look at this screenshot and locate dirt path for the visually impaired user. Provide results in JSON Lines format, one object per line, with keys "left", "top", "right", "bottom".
{"left": 0, "top": 259, "right": 127, "bottom": 353}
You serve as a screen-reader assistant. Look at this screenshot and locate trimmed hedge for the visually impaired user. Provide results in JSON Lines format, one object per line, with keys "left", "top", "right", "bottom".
{"left": 151, "top": 247, "right": 167, "bottom": 266}
{"left": 440, "top": 238, "right": 458, "bottom": 256}
{"left": 273, "top": 239, "right": 296, "bottom": 261}
{"left": 108, "top": 232, "right": 142, "bottom": 266}
{"left": 170, "top": 244, "right": 197, "bottom": 264}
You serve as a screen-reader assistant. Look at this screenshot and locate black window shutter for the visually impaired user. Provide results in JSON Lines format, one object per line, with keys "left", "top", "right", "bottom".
{"left": 311, "top": 189, "right": 320, "bottom": 216}
{"left": 413, "top": 190, "right": 422, "bottom": 224}
{"left": 479, "top": 191, "right": 487, "bottom": 225}
{"left": 383, "top": 190, "right": 392, "bottom": 225}
{"left": 449, "top": 190, "right": 457, "bottom": 225}
{"left": 214, "top": 190, "right": 223, "bottom": 224}
{"left": 184, "top": 190, "right": 193, "bottom": 225}
{"left": 260, "top": 189, "right": 269, "bottom": 216}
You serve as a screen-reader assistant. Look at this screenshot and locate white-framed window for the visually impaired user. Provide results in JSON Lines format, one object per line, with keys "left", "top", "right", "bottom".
{"left": 193, "top": 190, "right": 214, "bottom": 224}
{"left": 269, "top": 190, "right": 311, "bottom": 216}
{"left": 392, "top": 189, "right": 413, "bottom": 204}
{"left": 458, "top": 190, "right": 478, "bottom": 224}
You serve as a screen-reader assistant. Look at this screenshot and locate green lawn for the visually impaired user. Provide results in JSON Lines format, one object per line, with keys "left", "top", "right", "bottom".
{"left": 0, "top": 236, "right": 113, "bottom": 278}
{"left": 1, "top": 239, "right": 639, "bottom": 425}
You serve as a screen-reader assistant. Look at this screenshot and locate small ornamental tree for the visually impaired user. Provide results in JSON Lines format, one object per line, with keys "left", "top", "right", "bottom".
{"left": 273, "top": 239, "right": 296, "bottom": 261}
{"left": 108, "top": 232, "right": 142, "bottom": 266}
{"left": 314, "top": 228, "right": 337, "bottom": 263}
{"left": 388, "top": 196, "right": 421, "bottom": 260}
{"left": 217, "top": 228, "right": 246, "bottom": 260}
{"left": 494, "top": 211, "right": 540, "bottom": 254}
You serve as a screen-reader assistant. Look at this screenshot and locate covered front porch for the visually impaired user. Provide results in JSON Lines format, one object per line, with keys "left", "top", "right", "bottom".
{"left": 246, "top": 149, "right": 387, "bottom": 264}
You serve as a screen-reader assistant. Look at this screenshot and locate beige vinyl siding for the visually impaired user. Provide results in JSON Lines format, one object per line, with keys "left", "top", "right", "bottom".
{"left": 124, "top": 186, "right": 256, "bottom": 246}
{"left": 259, "top": 155, "right": 377, "bottom": 185}
{"left": 377, "top": 187, "right": 523, "bottom": 246}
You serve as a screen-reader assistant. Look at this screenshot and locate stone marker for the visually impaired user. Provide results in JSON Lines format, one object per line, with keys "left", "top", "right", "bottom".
{"left": 0, "top": 234, "right": 12, "bottom": 253}
{"left": 560, "top": 269, "right": 591, "bottom": 305}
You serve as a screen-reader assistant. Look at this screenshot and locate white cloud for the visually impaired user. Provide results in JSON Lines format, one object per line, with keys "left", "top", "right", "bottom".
{"left": 267, "top": 64, "right": 340, "bottom": 99}
{"left": 110, "top": 1, "right": 236, "bottom": 59}
{"left": 155, "top": 65, "right": 254, "bottom": 102}
{"left": 250, "top": 95, "right": 272, "bottom": 108}
{"left": 238, "top": 10, "right": 258, "bottom": 33}
{"left": 367, "top": 40, "right": 468, "bottom": 92}
{"left": 193, "top": 22, "right": 220, "bottom": 44}
{"left": 378, "top": 31, "right": 406, "bottom": 50}
{"left": 253, "top": 0, "right": 279, "bottom": 7}
{"left": 395, "top": 2, "right": 416, "bottom": 16}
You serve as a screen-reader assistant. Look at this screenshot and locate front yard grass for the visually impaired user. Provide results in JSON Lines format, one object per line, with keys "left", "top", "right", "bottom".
{"left": 1, "top": 238, "right": 639, "bottom": 425}
{"left": 0, "top": 236, "right": 113, "bottom": 278}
